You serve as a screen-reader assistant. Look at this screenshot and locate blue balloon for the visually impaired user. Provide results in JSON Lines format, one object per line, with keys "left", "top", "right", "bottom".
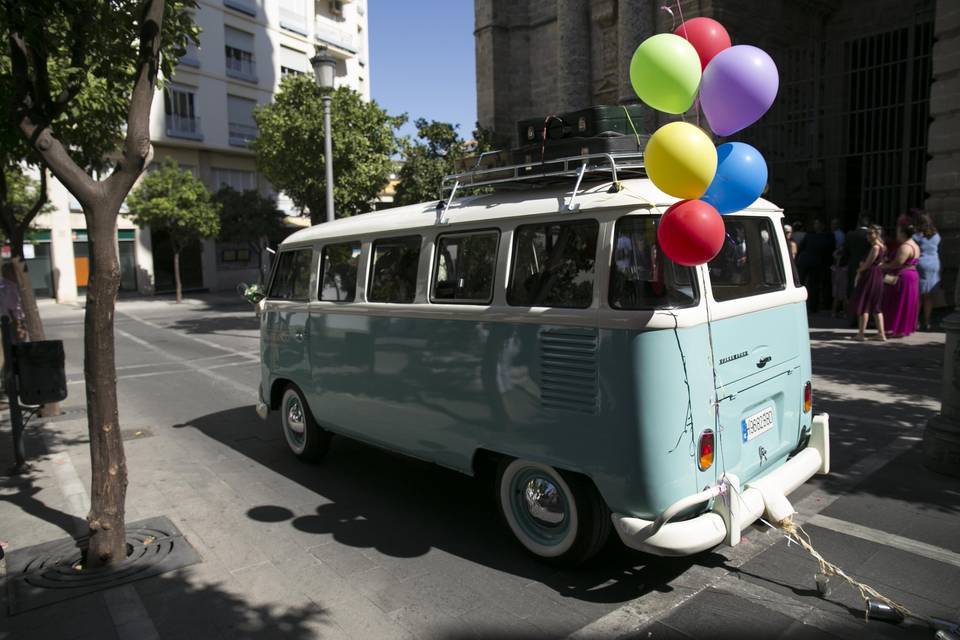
{"left": 701, "top": 142, "right": 768, "bottom": 214}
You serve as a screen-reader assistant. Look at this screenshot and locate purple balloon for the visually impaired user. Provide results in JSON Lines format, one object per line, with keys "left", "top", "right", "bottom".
{"left": 700, "top": 45, "right": 779, "bottom": 137}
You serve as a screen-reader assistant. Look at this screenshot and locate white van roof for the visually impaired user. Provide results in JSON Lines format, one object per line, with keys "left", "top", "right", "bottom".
{"left": 281, "top": 177, "right": 782, "bottom": 246}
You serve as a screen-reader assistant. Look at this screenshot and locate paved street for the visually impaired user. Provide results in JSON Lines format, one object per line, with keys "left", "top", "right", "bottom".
{"left": 1, "top": 295, "right": 958, "bottom": 639}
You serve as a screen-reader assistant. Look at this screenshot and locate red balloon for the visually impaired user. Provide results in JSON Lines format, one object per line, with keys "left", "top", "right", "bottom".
{"left": 657, "top": 200, "right": 725, "bottom": 266}
{"left": 674, "top": 17, "right": 731, "bottom": 70}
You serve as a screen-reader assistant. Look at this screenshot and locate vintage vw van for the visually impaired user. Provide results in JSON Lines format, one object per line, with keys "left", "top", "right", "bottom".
{"left": 256, "top": 153, "right": 830, "bottom": 565}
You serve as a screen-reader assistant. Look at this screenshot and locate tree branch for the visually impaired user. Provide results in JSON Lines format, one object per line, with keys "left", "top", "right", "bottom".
{"left": 22, "top": 168, "right": 47, "bottom": 228}
{"left": 17, "top": 117, "right": 98, "bottom": 207}
{"left": 0, "top": 169, "right": 15, "bottom": 240}
{"left": 107, "top": 0, "right": 165, "bottom": 197}
{"left": 51, "top": 10, "right": 92, "bottom": 116}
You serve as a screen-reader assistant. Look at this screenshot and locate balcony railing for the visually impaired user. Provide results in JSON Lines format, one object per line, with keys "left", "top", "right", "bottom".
{"left": 315, "top": 21, "right": 356, "bottom": 53}
{"left": 225, "top": 55, "right": 258, "bottom": 82}
{"left": 228, "top": 122, "right": 258, "bottom": 147}
{"left": 166, "top": 114, "right": 203, "bottom": 141}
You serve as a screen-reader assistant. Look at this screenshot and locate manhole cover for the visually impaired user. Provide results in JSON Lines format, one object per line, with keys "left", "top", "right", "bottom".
{"left": 4, "top": 515, "right": 201, "bottom": 614}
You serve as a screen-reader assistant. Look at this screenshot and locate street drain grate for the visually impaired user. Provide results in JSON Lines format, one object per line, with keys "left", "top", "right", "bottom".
{"left": 4, "top": 515, "right": 201, "bottom": 614}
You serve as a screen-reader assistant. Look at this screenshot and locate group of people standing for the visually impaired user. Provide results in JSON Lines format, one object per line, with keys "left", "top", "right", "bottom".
{"left": 785, "top": 212, "right": 942, "bottom": 341}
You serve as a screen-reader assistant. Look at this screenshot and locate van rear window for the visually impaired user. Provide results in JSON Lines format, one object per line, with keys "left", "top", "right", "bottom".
{"left": 508, "top": 220, "right": 598, "bottom": 308}
{"left": 609, "top": 216, "right": 698, "bottom": 309}
{"left": 269, "top": 249, "right": 313, "bottom": 301}
{"left": 319, "top": 242, "right": 361, "bottom": 302}
{"left": 369, "top": 236, "right": 421, "bottom": 303}
{"left": 708, "top": 217, "right": 785, "bottom": 301}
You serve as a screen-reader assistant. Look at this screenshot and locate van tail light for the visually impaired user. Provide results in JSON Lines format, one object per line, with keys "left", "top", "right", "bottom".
{"left": 698, "top": 430, "right": 715, "bottom": 471}
{"left": 804, "top": 381, "right": 812, "bottom": 413}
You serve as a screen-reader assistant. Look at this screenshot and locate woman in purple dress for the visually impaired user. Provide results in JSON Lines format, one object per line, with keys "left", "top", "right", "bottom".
{"left": 881, "top": 224, "right": 921, "bottom": 338}
{"left": 852, "top": 225, "right": 887, "bottom": 341}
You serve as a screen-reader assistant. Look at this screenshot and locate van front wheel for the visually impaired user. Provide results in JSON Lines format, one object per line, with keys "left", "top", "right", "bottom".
{"left": 496, "top": 458, "right": 610, "bottom": 566}
{"left": 280, "top": 386, "right": 331, "bottom": 462}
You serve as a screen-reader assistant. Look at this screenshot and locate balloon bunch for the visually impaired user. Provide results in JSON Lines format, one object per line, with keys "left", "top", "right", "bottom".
{"left": 629, "top": 17, "right": 778, "bottom": 266}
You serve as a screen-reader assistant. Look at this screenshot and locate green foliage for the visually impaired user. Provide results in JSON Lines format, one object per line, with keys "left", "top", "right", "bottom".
{"left": 126, "top": 158, "right": 220, "bottom": 252}
{"left": 252, "top": 76, "right": 405, "bottom": 223}
{"left": 213, "top": 186, "right": 288, "bottom": 249}
{"left": 0, "top": 0, "right": 200, "bottom": 171}
{"left": 1, "top": 165, "right": 52, "bottom": 229}
{"left": 393, "top": 119, "right": 494, "bottom": 208}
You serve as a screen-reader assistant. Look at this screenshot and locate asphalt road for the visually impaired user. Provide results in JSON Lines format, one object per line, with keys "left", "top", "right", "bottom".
{"left": 2, "top": 294, "right": 957, "bottom": 640}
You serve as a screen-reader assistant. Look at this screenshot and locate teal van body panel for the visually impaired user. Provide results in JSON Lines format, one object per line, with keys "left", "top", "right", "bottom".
{"left": 262, "top": 300, "right": 810, "bottom": 520}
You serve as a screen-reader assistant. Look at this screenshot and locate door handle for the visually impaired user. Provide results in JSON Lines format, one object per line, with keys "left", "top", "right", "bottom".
{"left": 294, "top": 330, "right": 304, "bottom": 342}
{"left": 757, "top": 356, "right": 772, "bottom": 368}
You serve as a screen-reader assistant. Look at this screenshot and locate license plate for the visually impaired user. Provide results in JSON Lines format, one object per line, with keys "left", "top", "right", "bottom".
{"left": 741, "top": 407, "right": 775, "bottom": 442}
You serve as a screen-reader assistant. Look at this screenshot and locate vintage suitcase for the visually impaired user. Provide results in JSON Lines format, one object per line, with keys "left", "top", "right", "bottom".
{"left": 516, "top": 105, "right": 648, "bottom": 145}
{"left": 14, "top": 340, "right": 68, "bottom": 405}
{"left": 512, "top": 132, "right": 649, "bottom": 166}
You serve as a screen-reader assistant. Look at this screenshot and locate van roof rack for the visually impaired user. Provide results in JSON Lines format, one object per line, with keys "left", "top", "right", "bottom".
{"left": 438, "top": 151, "right": 646, "bottom": 217}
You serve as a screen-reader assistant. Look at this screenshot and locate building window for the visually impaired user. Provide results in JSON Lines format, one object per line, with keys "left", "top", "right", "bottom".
{"left": 223, "top": 0, "right": 257, "bottom": 17}
{"left": 279, "top": 0, "right": 308, "bottom": 35}
{"left": 180, "top": 40, "right": 201, "bottom": 68}
{"left": 226, "top": 95, "right": 258, "bottom": 147}
{"left": 224, "top": 27, "right": 257, "bottom": 83}
{"left": 164, "top": 86, "right": 202, "bottom": 140}
{"left": 279, "top": 45, "right": 308, "bottom": 79}
{"left": 211, "top": 167, "right": 257, "bottom": 192}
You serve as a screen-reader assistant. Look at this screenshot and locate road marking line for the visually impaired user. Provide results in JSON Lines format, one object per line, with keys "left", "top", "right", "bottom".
{"left": 67, "top": 359, "right": 259, "bottom": 386}
{"left": 121, "top": 311, "right": 259, "bottom": 362}
{"left": 806, "top": 513, "right": 960, "bottom": 569}
{"left": 566, "top": 433, "right": 924, "bottom": 639}
{"left": 116, "top": 327, "right": 257, "bottom": 399}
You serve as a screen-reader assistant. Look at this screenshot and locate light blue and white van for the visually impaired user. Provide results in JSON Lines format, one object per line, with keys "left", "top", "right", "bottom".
{"left": 256, "top": 153, "right": 830, "bottom": 565}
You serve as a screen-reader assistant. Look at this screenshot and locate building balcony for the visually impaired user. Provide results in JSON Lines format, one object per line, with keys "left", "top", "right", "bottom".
{"left": 166, "top": 114, "right": 203, "bottom": 141}
{"left": 228, "top": 122, "right": 258, "bottom": 147}
{"left": 315, "top": 21, "right": 357, "bottom": 53}
{"left": 225, "top": 56, "right": 258, "bottom": 83}
{"left": 280, "top": 8, "right": 308, "bottom": 36}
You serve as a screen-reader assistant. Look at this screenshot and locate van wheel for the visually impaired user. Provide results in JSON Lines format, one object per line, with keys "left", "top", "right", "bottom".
{"left": 496, "top": 458, "right": 610, "bottom": 566}
{"left": 280, "top": 385, "right": 331, "bottom": 462}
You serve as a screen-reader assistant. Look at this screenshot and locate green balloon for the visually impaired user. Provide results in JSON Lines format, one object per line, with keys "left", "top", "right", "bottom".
{"left": 630, "top": 33, "right": 702, "bottom": 114}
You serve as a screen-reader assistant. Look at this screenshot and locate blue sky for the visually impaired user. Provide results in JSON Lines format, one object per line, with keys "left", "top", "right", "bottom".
{"left": 369, "top": 1, "right": 477, "bottom": 142}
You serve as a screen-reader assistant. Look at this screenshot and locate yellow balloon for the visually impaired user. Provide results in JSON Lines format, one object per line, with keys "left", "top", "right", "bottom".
{"left": 644, "top": 122, "right": 717, "bottom": 199}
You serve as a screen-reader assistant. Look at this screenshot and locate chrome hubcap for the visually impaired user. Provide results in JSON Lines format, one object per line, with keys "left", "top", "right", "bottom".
{"left": 522, "top": 477, "right": 566, "bottom": 527}
{"left": 286, "top": 398, "right": 305, "bottom": 435}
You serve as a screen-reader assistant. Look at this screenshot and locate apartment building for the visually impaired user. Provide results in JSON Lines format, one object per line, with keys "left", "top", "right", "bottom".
{"left": 27, "top": 0, "right": 369, "bottom": 302}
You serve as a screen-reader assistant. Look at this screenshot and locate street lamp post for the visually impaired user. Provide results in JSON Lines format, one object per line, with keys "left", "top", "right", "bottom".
{"left": 311, "top": 48, "right": 337, "bottom": 223}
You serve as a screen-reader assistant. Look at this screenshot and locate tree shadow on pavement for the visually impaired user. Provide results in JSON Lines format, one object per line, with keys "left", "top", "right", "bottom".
{"left": 184, "top": 406, "right": 715, "bottom": 607}
{"left": 169, "top": 314, "right": 260, "bottom": 337}
{"left": 1, "top": 565, "right": 330, "bottom": 640}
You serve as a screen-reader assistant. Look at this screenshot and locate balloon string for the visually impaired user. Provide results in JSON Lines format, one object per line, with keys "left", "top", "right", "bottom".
{"left": 675, "top": 0, "right": 688, "bottom": 39}
{"left": 659, "top": 5, "right": 676, "bottom": 32}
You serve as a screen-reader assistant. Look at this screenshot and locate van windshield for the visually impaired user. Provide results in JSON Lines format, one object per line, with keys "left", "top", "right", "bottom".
{"left": 609, "top": 216, "right": 698, "bottom": 309}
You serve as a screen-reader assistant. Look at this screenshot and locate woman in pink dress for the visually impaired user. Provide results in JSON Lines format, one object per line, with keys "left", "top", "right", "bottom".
{"left": 881, "top": 224, "right": 921, "bottom": 338}
{"left": 851, "top": 226, "right": 887, "bottom": 341}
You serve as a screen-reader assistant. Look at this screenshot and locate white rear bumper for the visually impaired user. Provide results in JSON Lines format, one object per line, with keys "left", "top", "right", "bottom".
{"left": 612, "top": 413, "right": 830, "bottom": 557}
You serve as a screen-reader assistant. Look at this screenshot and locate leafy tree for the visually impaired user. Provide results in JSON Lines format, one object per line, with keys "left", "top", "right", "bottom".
{"left": 213, "top": 186, "right": 288, "bottom": 282}
{"left": 252, "top": 75, "right": 405, "bottom": 224}
{"left": 2, "top": 0, "right": 198, "bottom": 567}
{"left": 127, "top": 159, "right": 220, "bottom": 302}
{"left": 393, "top": 120, "right": 494, "bottom": 207}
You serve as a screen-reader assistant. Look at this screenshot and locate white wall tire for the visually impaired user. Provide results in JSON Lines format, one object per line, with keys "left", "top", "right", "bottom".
{"left": 280, "top": 385, "right": 331, "bottom": 462}
{"left": 496, "top": 458, "right": 610, "bottom": 565}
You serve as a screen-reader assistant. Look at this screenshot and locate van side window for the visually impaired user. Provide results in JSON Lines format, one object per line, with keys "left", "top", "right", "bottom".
{"left": 319, "top": 242, "right": 361, "bottom": 301}
{"left": 268, "top": 248, "right": 313, "bottom": 301}
{"left": 610, "top": 216, "right": 698, "bottom": 309}
{"left": 708, "top": 217, "right": 785, "bottom": 301}
{"left": 432, "top": 230, "right": 499, "bottom": 304}
{"left": 369, "top": 235, "right": 421, "bottom": 303}
{"left": 508, "top": 220, "right": 598, "bottom": 308}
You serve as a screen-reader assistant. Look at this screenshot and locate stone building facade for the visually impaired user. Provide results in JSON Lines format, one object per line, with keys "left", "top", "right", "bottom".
{"left": 475, "top": 0, "right": 957, "bottom": 301}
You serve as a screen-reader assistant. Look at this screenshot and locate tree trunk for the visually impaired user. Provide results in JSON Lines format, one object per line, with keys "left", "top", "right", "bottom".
{"left": 173, "top": 249, "right": 182, "bottom": 303}
{"left": 83, "top": 209, "right": 127, "bottom": 568}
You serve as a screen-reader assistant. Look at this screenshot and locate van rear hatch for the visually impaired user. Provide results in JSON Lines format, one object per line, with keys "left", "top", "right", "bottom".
{"left": 704, "top": 216, "right": 806, "bottom": 482}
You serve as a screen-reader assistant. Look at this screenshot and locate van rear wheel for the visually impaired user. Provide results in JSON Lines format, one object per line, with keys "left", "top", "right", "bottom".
{"left": 280, "top": 385, "right": 331, "bottom": 462}
{"left": 496, "top": 458, "right": 610, "bottom": 566}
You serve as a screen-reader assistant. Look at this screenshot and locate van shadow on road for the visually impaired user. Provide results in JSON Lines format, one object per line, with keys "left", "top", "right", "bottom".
{"left": 181, "top": 406, "right": 722, "bottom": 606}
